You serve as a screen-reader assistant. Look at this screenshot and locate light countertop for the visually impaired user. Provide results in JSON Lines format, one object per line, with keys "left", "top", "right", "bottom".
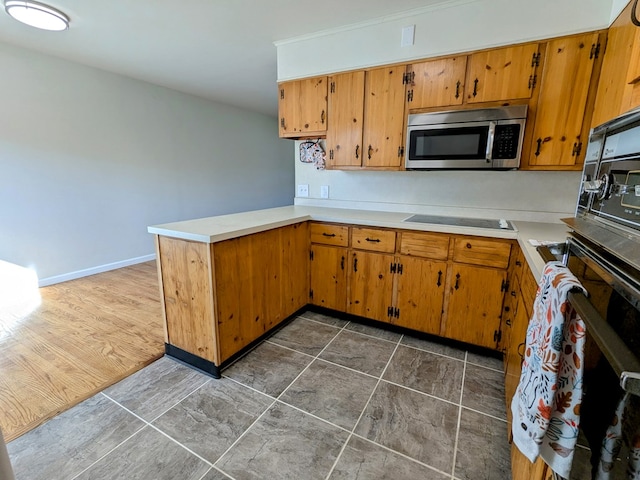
{"left": 148, "top": 205, "right": 570, "bottom": 280}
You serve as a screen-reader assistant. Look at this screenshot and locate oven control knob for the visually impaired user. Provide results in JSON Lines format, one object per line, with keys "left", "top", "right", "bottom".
{"left": 596, "top": 173, "right": 614, "bottom": 201}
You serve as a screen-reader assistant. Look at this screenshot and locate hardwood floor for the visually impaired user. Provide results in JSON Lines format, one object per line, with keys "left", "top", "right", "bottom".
{"left": 0, "top": 261, "right": 164, "bottom": 442}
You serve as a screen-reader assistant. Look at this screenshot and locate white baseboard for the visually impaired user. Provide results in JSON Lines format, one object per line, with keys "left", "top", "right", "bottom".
{"left": 38, "top": 254, "right": 156, "bottom": 287}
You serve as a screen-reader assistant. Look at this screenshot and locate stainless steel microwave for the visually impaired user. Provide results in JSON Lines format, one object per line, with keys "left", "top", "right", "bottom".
{"left": 405, "top": 105, "right": 527, "bottom": 170}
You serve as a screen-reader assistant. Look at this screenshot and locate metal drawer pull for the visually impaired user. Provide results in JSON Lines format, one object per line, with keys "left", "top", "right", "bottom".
{"left": 436, "top": 270, "right": 442, "bottom": 287}
{"left": 365, "top": 237, "right": 381, "bottom": 243}
{"left": 454, "top": 273, "right": 460, "bottom": 290}
{"left": 322, "top": 233, "right": 336, "bottom": 237}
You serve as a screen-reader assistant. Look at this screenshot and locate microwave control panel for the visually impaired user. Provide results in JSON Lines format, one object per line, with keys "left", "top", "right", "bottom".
{"left": 492, "top": 124, "right": 521, "bottom": 159}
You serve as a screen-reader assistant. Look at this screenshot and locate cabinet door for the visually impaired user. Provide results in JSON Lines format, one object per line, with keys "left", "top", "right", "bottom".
{"left": 505, "top": 284, "right": 530, "bottom": 429}
{"left": 406, "top": 56, "right": 467, "bottom": 109}
{"left": 278, "top": 76, "right": 327, "bottom": 138}
{"left": 310, "top": 245, "right": 348, "bottom": 311}
{"left": 466, "top": 43, "right": 539, "bottom": 103}
{"left": 591, "top": 4, "right": 636, "bottom": 127}
{"left": 527, "top": 33, "right": 600, "bottom": 168}
{"left": 511, "top": 443, "right": 548, "bottom": 480}
{"left": 327, "top": 71, "right": 365, "bottom": 168}
{"left": 394, "top": 256, "right": 447, "bottom": 335}
{"left": 443, "top": 264, "right": 507, "bottom": 349}
{"left": 348, "top": 250, "right": 395, "bottom": 322}
{"left": 363, "top": 66, "right": 406, "bottom": 168}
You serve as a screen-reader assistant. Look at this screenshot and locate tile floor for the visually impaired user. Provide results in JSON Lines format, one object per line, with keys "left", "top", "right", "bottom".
{"left": 7, "top": 310, "right": 511, "bottom": 480}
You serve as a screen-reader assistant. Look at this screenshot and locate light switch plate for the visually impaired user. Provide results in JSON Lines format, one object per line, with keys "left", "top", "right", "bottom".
{"left": 320, "top": 185, "right": 329, "bottom": 199}
{"left": 297, "top": 184, "right": 309, "bottom": 197}
{"left": 401, "top": 25, "right": 415, "bottom": 47}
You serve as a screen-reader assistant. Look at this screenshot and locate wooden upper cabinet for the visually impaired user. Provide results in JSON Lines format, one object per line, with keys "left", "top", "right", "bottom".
{"left": 363, "top": 66, "right": 406, "bottom": 168}
{"left": 327, "top": 67, "right": 405, "bottom": 169}
{"left": 278, "top": 76, "right": 327, "bottom": 138}
{"left": 592, "top": 1, "right": 640, "bottom": 127}
{"left": 526, "top": 33, "right": 602, "bottom": 169}
{"left": 326, "top": 71, "right": 365, "bottom": 168}
{"left": 466, "top": 43, "right": 539, "bottom": 103}
{"left": 406, "top": 56, "right": 467, "bottom": 109}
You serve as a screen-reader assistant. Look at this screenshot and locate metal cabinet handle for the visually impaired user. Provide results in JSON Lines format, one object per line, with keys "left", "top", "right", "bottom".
{"left": 321, "top": 110, "right": 325, "bottom": 124}
{"left": 517, "top": 342, "right": 525, "bottom": 361}
{"left": 455, "top": 81, "right": 460, "bottom": 99}
{"left": 355, "top": 145, "right": 360, "bottom": 159}
{"left": 368, "top": 145, "right": 373, "bottom": 159}
{"left": 353, "top": 257, "right": 358, "bottom": 272}
{"left": 535, "top": 138, "right": 542, "bottom": 156}
{"left": 454, "top": 273, "right": 460, "bottom": 290}
{"left": 437, "top": 270, "right": 442, "bottom": 287}
{"left": 365, "top": 237, "right": 381, "bottom": 243}
{"left": 322, "top": 233, "right": 336, "bottom": 237}
{"left": 472, "top": 78, "right": 478, "bottom": 97}
{"left": 340, "top": 256, "right": 344, "bottom": 270}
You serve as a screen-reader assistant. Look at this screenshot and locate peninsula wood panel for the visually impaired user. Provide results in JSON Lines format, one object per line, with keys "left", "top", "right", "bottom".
{"left": 157, "top": 236, "right": 217, "bottom": 363}
{"left": 0, "top": 262, "right": 163, "bottom": 442}
{"left": 214, "top": 223, "right": 309, "bottom": 363}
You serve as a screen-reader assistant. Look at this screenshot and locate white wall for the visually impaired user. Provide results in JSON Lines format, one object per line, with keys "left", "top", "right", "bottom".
{"left": 276, "top": 0, "right": 612, "bottom": 80}
{"left": 0, "top": 42, "right": 293, "bottom": 285}
{"left": 294, "top": 142, "right": 581, "bottom": 223}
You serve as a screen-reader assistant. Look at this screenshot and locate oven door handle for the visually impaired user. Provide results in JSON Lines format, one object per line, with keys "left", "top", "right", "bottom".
{"left": 567, "top": 290, "right": 640, "bottom": 397}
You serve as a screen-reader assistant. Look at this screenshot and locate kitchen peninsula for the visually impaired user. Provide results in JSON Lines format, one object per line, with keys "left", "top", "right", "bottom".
{"left": 148, "top": 205, "right": 568, "bottom": 378}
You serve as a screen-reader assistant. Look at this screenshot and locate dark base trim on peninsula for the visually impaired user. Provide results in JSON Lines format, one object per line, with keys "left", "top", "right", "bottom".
{"left": 164, "top": 306, "right": 308, "bottom": 380}
{"left": 165, "top": 344, "right": 221, "bottom": 379}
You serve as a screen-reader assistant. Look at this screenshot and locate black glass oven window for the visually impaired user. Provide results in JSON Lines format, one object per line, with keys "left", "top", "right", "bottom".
{"left": 409, "top": 126, "right": 488, "bottom": 160}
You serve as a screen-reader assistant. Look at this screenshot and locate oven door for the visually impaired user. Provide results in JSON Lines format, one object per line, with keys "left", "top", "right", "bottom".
{"left": 562, "top": 236, "right": 640, "bottom": 480}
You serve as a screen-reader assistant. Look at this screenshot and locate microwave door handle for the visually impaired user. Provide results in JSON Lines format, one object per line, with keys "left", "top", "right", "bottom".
{"left": 485, "top": 121, "right": 496, "bottom": 163}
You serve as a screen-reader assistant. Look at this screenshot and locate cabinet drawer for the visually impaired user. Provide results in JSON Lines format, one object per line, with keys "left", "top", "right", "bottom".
{"left": 351, "top": 227, "right": 396, "bottom": 253}
{"left": 310, "top": 223, "right": 349, "bottom": 246}
{"left": 452, "top": 237, "right": 512, "bottom": 269}
{"left": 399, "top": 231, "right": 449, "bottom": 260}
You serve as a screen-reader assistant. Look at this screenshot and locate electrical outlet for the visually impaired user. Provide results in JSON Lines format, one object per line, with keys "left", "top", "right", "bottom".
{"left": 401, "top": 25, "right": 415, "bottom": 47}
{"left": 320, "top": 185, "right": 329, "bottom": 199}
{"left": 297, "top": 184, "right": 309, "bottom": 197}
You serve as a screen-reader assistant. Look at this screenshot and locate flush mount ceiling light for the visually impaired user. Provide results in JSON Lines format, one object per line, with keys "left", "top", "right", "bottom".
{"left": 4, "top": 0, "right": 69, "bottom": 31}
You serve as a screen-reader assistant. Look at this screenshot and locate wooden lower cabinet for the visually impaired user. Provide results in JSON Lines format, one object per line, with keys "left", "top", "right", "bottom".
{"left": 511, "top": 443, "right": 549, "bottom": 480}
{"left": 394, "top": 256, "right": 446, "bottom": 335}
{"left": 347, "top": 250, "right": 395, "bottom": 322}
{"left": 156, "top": 222, "right": 309, "bottom": 373}
{"left": 309, "top": 244, "right": 347, "bottom": 311}
{"left": 442, "top": 263, "right": 507, "bottom": 349}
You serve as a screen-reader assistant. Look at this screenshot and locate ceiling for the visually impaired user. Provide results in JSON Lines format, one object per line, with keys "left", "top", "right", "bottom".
{"left": 0, "top": 0, "right": 454, "bottom": 117}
